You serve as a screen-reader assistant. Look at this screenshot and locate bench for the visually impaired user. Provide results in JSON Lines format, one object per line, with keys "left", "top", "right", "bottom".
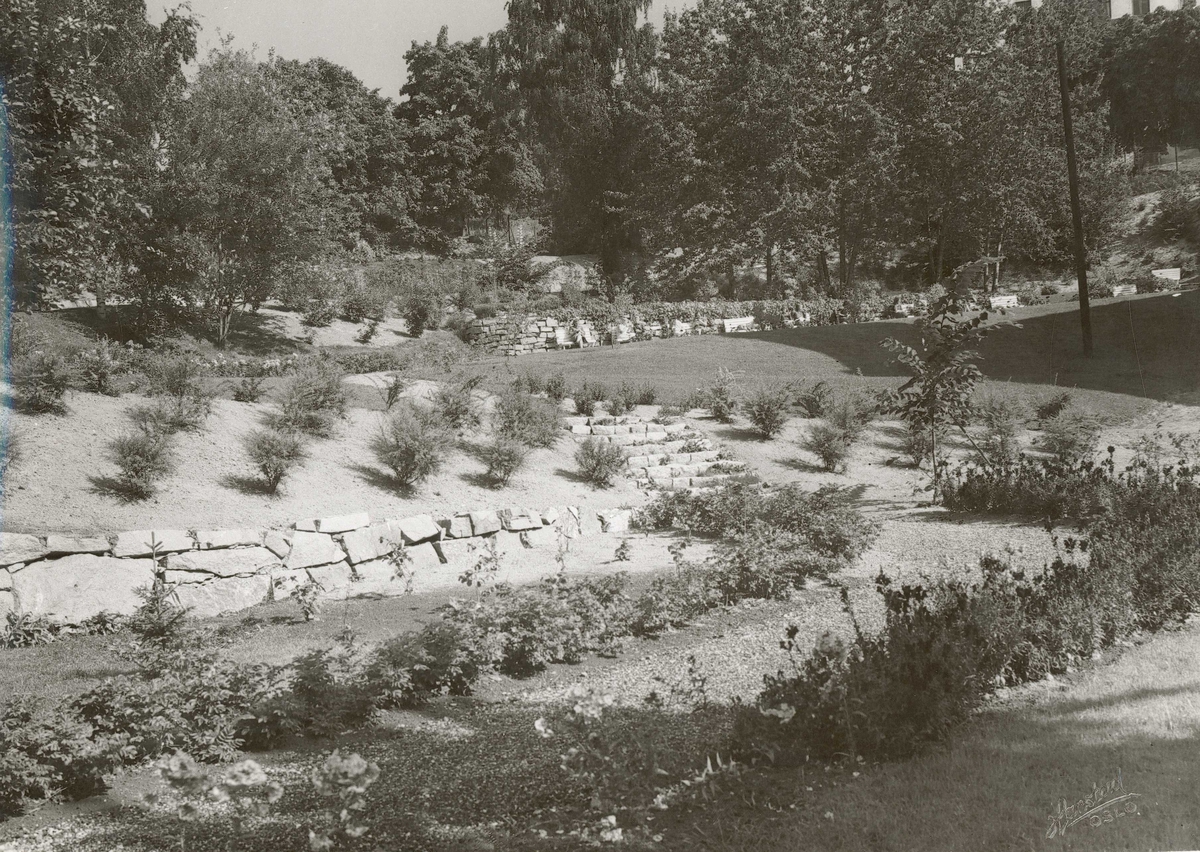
{"left": 554, "top": 327, "right": 575, "bottom": 348}
{"left": 989, "top": 295, "right": 1019, "bottom": 309}
{"left": 1111, "top": 283, "right": 1137, "bottom": 297}
{"left": 721, "top": 316, "right": 756, "bottom": 333}
{"left": 671, "top": 320, "right": 693, "bottom": 337}
{"left": 1152, "top": 267, "right": 1181, "bottom": 282}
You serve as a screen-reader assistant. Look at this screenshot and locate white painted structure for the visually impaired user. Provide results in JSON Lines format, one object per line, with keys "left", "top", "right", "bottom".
{"left": 1008, "top": 0, "right": 1180, "bottom": 16}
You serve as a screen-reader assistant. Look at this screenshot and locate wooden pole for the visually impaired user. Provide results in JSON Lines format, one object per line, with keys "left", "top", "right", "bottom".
{"left": 1056, "top": 40, "right": 1093, "bottom": 357}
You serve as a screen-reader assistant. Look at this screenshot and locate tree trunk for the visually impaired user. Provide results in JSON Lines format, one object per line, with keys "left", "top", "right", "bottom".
{"left": 816, "top": 250, "right": 832, "bottom": 292}
{"left": 765, "top": 247, "right": 774, "bottom": 292}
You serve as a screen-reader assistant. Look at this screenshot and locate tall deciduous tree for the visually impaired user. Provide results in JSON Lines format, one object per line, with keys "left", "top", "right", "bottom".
{"left": 0, "top": 0, "right": 196, "bottom": 305}
{"left": 144, "top": 47, "right": 337, "bottom": 344}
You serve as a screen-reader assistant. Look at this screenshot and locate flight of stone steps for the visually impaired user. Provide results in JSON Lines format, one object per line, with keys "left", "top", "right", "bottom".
{"left": 563, "top": 415, "right": 757, "bottom": 493}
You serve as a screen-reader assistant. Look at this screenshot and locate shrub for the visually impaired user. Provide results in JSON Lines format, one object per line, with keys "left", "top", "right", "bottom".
{"left": 795, "top": 380, "right": 833, "bottom": 418}
{"left": 495, "top": 389, "right": 561, "bottom": 448}
{"left": 371, "top": 403, "right": 454, "bottom": 487}
{"left": 1153, "top": 181, "right": 1200, "bottom": 244}
{"left": 607, "top": 382, "right": 639, "bottom": 416}
{"left": 108, "top": 430, "right": 174, "bottom": 499}
{"left": 13, "top": 352, "right": 72, "bottom": 413}
{"left": 827, "top": 391, "right": 877, "bottom": 440}
{"left": 243, "top": 428, "right": 307, "bottom": 494}
{"left": 127, "top": 582, "right": 190, "bottom": 646}
{"left": 402, "top": 290, "right": 442, "bottom": 337}
{"left": 902, "top": 419, "right": 944, "bottom": 468}
{"left": 2, "top": 612, "right": 59, "bottom": 649}
{"left": 1, "top": 697, "right": 127, "bottom": 816}
{"left": 482, "top": 437, "right": 528, "bottom": 486}
{"left": 635, "top": 383, "right": 658, "bottom": 406}
{"left": 1037, "top": 407, "right": 1101, "bottom": 464}
{"left": 630, "top": 560, "right": 722, "bottom": 637}
{"left": 142, "top": 354, "right": 212, "bottom": 432}
{"left": 1035, "top": 391, "right": 1072, "bottom": 421}
{"left": 544, "top": 371, "right": 568, "bottom": 403}
{"left": 699, "top": 367, "right": 740, "bottom": 422}
{"left": 653, "top": 401, "right": 686, "bottom": 424}
{"left": 75, "top": 340, "right": 123, "bottom": 396}
{"left": 942, "top": 454, "right": 1117, "bottom": 520}
{"left": 232, "top": 376, "right": 267, "bottom": 403}
{"left": 270, "top": 362, "right": 346, "bottom": 437}
{"left": 573, "top": 381, "right": 608, "bottom": 417}
{"left": 340, "top": 282, "right": 389, "bottom": 324}
{"left": 575, "top": 438, "right": 625, "bottom": 487}
{"left": 745, "top": 385, "right": 792, "bottom": 439}
{"left": 708, "top": 523, "right": 842, "bottom": 603}
{"left": 364, "top": 622, "right": 481, "bottom": 707}
{"left": 432, "top": 377, "right": 482, "bottom": 432}
{"left": 974, "top": 390, "right": 1028, "bottom": 464}
{"left": 803, "top": 420, "right": 855, "bottom": 472}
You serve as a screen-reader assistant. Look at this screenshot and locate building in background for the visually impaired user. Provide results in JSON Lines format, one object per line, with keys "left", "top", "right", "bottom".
{"left": 1010, "top": 0, "right": 1181, "bottom": 16}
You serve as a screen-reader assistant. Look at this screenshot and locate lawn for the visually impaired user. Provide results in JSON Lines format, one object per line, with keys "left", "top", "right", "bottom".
{"left": 493, "top": 289, "right": 1200, "bottom": 417}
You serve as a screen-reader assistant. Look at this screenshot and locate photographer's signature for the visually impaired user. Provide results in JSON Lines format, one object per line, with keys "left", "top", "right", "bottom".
{"left": 1046, "top": 770, "right": 1141, "bottom": 838}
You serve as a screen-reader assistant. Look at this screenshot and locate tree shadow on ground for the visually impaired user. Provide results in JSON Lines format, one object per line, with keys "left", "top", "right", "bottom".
{"left": 86, "top": 475, "right": 150, "bottom": 504}
{"left": 745, "top": 290, "right": 1200, "bottom": 404}
{"left": 348, "top": 462, "right": 413, "bottom": 496}
{"left": 54, "top": 305, "right": 308, "bottom": 356}
{"left": 218, "top": 473, "right": 276, "bottom": 497}
{"left": 710, "top": 425, "right": 767, "bottom": 443}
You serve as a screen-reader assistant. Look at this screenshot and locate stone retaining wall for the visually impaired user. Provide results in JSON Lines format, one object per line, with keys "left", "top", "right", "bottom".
{"left": 0, "top": 505, "right": 635, "bottom": 625}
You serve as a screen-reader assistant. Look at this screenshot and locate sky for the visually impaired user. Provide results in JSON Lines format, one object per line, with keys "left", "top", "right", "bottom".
{"left": 148, "top": 0, "right": 687, "bottom": 100}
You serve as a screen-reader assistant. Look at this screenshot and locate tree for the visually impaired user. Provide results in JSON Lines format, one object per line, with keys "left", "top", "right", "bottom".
{"left": 144, "top": 47, "right": 337, "bottom": 344}
{"left": 0, "top": 0, "right": 197, "bottom": 306}
{"left": 1104, "top": 5, "right": 1200, "bottom": 163}
{"left": 270, "top": 57, "right": 418, "bottom": 250}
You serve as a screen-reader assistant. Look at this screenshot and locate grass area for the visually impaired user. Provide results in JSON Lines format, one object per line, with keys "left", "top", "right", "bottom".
{"left": 671, "top": 621, "right": 1200, "bottom": 852}
{"left": 490, "top": 290, "right": 1200, "bottom": 417}
{"left": 5, "top": 598, "right": 1199, "bottom": 851}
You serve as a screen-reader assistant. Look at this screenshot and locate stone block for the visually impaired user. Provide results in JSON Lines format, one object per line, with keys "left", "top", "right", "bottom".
{"left": 571, "top": 424, "right": 591, "bottom": 435}
{"left": 197, "top": 529, "right": 263, "bottom": 550}
{"left": 172, "top": 576, "right": 271, "bottom": 618}
{"left": 626, "top": 456, "right": 650, "bottom": 468}
{"left": 664, "top": 423, "right": 688, "bottom": 434}
{"left": 0, "top": 590, "right": 13, "bottom": 621}
{"left": 166, "top": 546, "right": 279, "bottom": 579}
{"left": 499, "top": 508, "right": 541, "bottom": 532}
{"left": 294, "top": 519, "right": 319, "bottom": 532}
{"left": 315, "top": 512, "right": 371, "bottom": 534}
{"left": 521, "top": 526, "right": 558, "bottom": 549}
{"left": 591, "top": 425, "right": 614, "bottom": 436}
{"left": 270, "top": 568, "right": 310, "bottom": 600}
{"left": 438, "top": 515, "right": 474, "bottom": 539}
{"left": 286, "top": 531, "right": 345, "bottom": 570}
{"left": 393, "top": 514, "right": 442, "bottom": 545}
{"left": 563, "top": 416, "right": 589, "bottom": 428}
{"left": 0, "top": 533, "right": 47, "bottom": 567}
{"left": 541, "top": 507, "right": 560, "bottom": 526}
{"left": 469, "top": 510, "right": 502, "bottom": 536}
{"left": 608, "top": 434, "right": 637, "bottom": 446}
{"left": 306, "top": 561, "right": 353, "bottom": 595}
{"left": 44, "top": 535, "right": 110, "bottom": 556}
{"left": 671, "top": 478, "right": 692, "bottom": 491}
{"left": 598, "top": 509, "right": 632, "bottom": 534}
{"left": 263, "top": 531, "right": 292, "bottom": 559}
{"left": 12, "top": 555, "right": 155, "bottom": 623}
{"left": 0, "top": 569, "right": 11, "bottom": 591}
{"left": 341, "top": 524, "right": 401, "bottom": 565}
{"left": 435, "top": 538, "right": 479, "bottom": 567}
{"left": 405, "top": 542, "right": 444, "bottom": 571}
{"left": 113, "top": 530, "right": 193, "bottom": 559}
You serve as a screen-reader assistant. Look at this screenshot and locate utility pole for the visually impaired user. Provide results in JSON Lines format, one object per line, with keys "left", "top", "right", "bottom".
{"left": 1056, "top": 40, "right": 1093, "bottom": 357}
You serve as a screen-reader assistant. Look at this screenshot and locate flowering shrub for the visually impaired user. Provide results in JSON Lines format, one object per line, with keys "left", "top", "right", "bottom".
{"left": 308, "top": 751, "right": 381, "bottom": 851}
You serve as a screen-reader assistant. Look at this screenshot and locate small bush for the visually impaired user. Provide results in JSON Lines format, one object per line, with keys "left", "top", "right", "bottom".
{"left": 635, "top": 383, "right": 658, "bottom": 406}
{"left": 827, "top": 391, "right": 877, "bottom": 440}
{"left": 653, "top": 401, "right": 686, "bottom": 424}
{"left": 402, "top": 290, "right": 442, "bottom": 337}
{"left": 699, "top": 367, "right": 741, "bottom": 422}
{"left": 974, "top": 391, "right": 1028, "bottom": 464}
{"left": 127, "top": 582, "right": 191, "bottom": 647}
{"left": 1035, "top": 391, "right": 1072, "bottom": 421}
{"left": 243, "top": 428, "right": 307, "bottom": 494}
{"left": 1037, "top": 407, "right": 1101, "bottom": 464}
{"left": 803, "top": 420, "right": 855, "bottom": 472}
{"left": 745, "top": 385, "right": 792, "bottom": 439}
{"left": 75, "top": 340, "right": 123, "bottom": 396}
{"left": 482, "top": 437, "right": 528, "bottom": 486}
{"left": 495, "top": 389, "right": 561, "bottom": 449}
{"left": 270, "top": 362, "right": 346, "bottom": 437}
{"left": 606, "top": 382, "right": 639, "bottom": 416}
{"left": 108, "top": 430, "right": 174, "bottom": 499}
{"left": 364, "top": 622, "right": 481, "bottom": 707}
{"left": 232, "top": 376, "right": 267, "bottom": 403}
{"left": 573, "top": 381, "right": 608, "bottom": 417}
{"left": 796, "top": 380, "right": 833, "bottom": 418}
{"left": 575, "top": 438, "right": 625, "bottom": 487}
{"left": 142, "top": 354, "right": 212, "bottom": 432}
{"left": 902, "top": 420, "right": 944, "bottom": 468}
{"left": 2, "top": 612, "right": 59, "bottom": 649}
{"left": 432, "top": 377, "right": 483, "bottom": 432}
{"left": 13, "top": 353, "right": 72, "bottom": 413}
{"left": 544, "top": 372, "right": 568, "bottom": 403}
{"left": 371, "top": 403, "right": 454, "bottom": 487}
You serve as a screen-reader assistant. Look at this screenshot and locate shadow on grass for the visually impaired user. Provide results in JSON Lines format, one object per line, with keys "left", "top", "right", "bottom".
{"left": 712, "top": 425, "right": 769, "bottom": 443}
{"left": 459, "top": 470, "right": 501, "bottom": 490}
